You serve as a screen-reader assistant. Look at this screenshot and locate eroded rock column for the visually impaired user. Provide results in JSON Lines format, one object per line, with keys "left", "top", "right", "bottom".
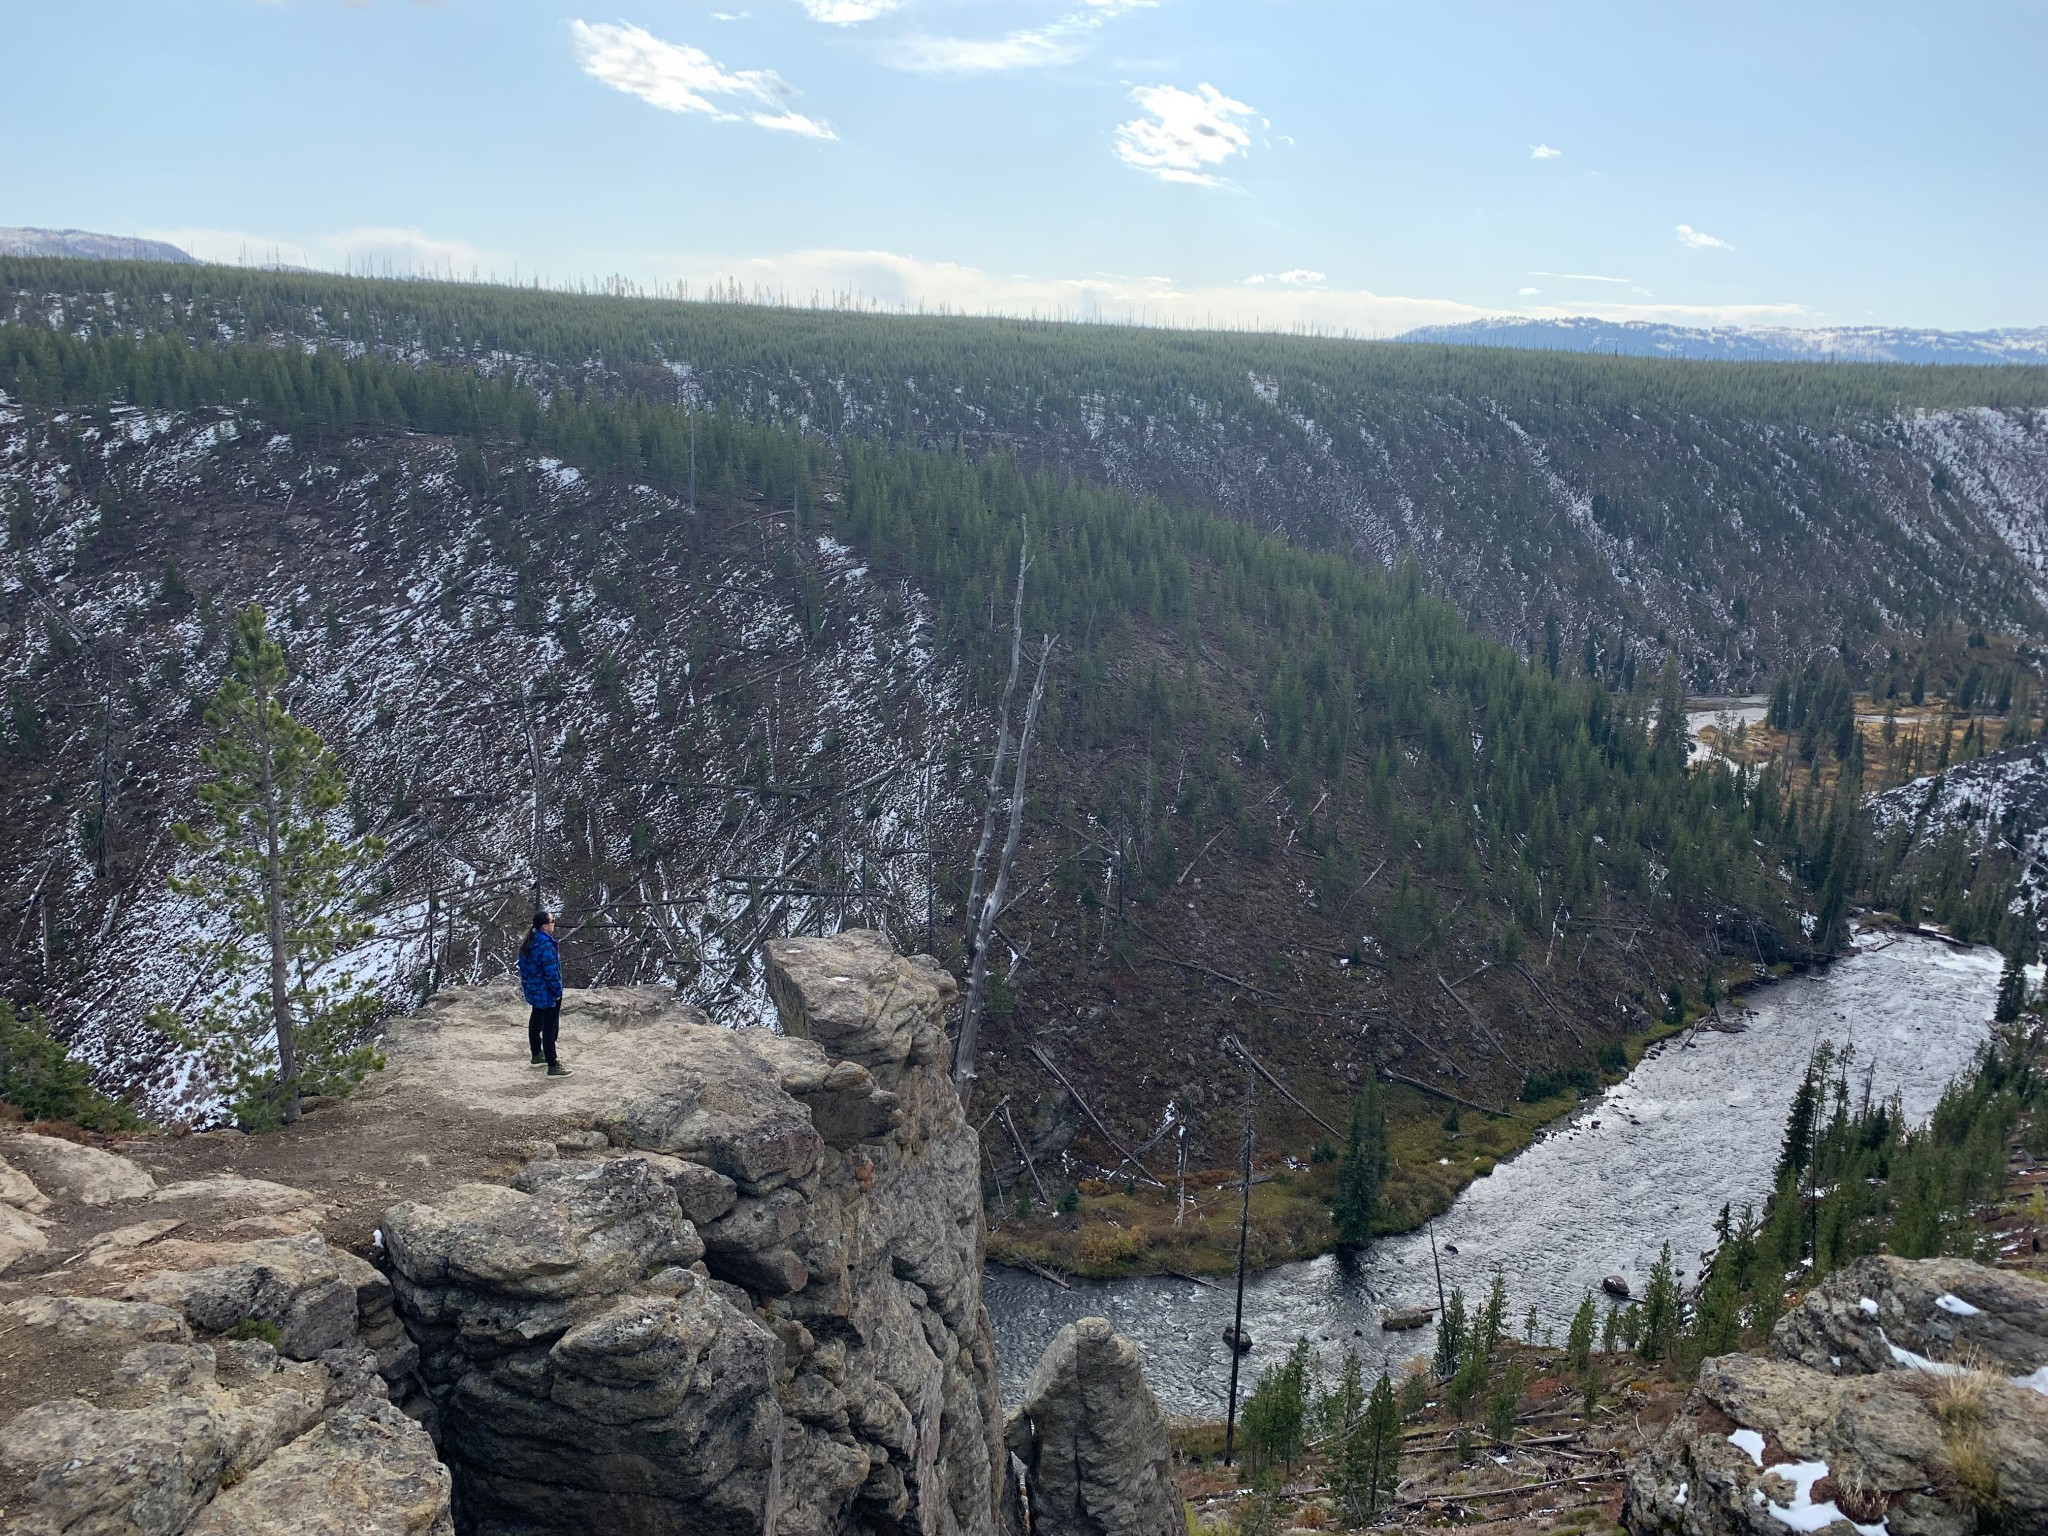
{"left": 380, "top": 929, "right": 1004, "bottom": 1536}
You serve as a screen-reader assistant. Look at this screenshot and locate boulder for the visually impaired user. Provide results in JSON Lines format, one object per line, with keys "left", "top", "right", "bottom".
{"left": 6, "top": 1293, "right": 191, "bottom": 1343}
{"left": 184, "top": 1398, "right": 455, "bottom": 1536}
{"left": 1626, "top": 1258, "right": 2048, "bottom": 1536}
{"left": 1, "top": 1343, "right": 328, "bottom": 1536}
{"left": 1005, "top": 1317, "right": 1182, "bottom": 1536}
{"left": 627, "top": 1151, "right": 740, "bottom": 1224}
{"left": 80, "top": 1217, "right": 187, "bottom": 1266}
{"left": 764, "top": 928, "right": 957, "bottom": 1072}
{"left": 1, "top": 1235, "right": 452, "bottom": 1536}
{"left": 1773, "top": 1253, "right": 2048, "bottom": 1380}
{"left": 0, "top": 1201, "right": 50, "bottom": 1275}
{"left": 1, "top": 1132, "right": 156, "bottom": 1206}
{"left": 149, "top": 1176, "right": 331, "bottom": 1235}
{"left": 0, "top": 1152, "right": 50, "bottom": 1212}
{"left": 123, "top": 1234, "right": 364, "bottom": 1359}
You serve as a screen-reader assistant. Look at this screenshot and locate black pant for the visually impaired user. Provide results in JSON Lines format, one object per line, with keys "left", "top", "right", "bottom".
{"left": 528, "top": 1005, "right": 560, "bottom": 1066}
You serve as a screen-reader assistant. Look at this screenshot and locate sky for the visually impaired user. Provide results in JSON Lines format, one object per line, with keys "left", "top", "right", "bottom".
{"left": 3, "top": 0, "right": 2045, "bottom": 335}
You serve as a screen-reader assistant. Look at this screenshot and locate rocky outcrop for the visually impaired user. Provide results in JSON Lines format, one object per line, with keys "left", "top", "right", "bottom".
{"left": 2, "top": 1133, "right": 156, "bottom": 1206}
{"left": 0, "top": 1220, "right": 449, "bottom": 1536}
{"left": 1004, "top": 1318, "right": 1181, "bottom": 1536}
{"left": 1625, "top": 1257, "right": 2048, "bottom": 1536}
{"left": 1771, "top": 1253, "right": 2048, "bottom": 1382}
{"left": 0, "top": 931, "right": 1169, "bottom": 1536}
{"left": 0, "top": 1127, "right": 443, "bottom": 1534}
{"left": 379, "top": 930, "right": 1003, "bottom": 1536}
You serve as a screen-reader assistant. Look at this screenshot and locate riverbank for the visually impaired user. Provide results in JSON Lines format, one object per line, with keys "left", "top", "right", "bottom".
{"left": 1166, "top": 1059, "right": 2048, "bottom": 1536}
{"left": 985, "top": 962, "right": 1781, "bottom": 1282}
{"left": 983, "top": 932, "right": 2002, "bottom": 1412}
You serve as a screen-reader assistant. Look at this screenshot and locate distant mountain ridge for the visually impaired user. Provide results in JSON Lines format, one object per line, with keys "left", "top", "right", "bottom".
{"left": 0, "top": 227, "right": 196, "bottom": 264}
{"left": 1396, "top": 315, "right": 2048, "bottom": 367}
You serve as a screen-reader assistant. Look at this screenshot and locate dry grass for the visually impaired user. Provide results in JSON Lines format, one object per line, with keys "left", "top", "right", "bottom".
{"left": 1932, "top": 1363, "right": 1993, "bottom": 1431}
{"left": 1932, "top": 1362, "right": 2005, "bottom": 1522}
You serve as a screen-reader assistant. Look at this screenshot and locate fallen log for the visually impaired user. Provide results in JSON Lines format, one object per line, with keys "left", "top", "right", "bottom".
{"left": 1027, "top": 1043, "right": 1166, "bottom": 1187}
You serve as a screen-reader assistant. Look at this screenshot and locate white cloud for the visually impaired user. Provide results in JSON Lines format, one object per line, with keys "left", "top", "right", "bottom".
{"left": 569, "top": 20, "right": 834, "bottom": 139}
{"left": 1676, "top": 223, "right": 1733, "bottom": 250}
{"left": 887, "top": 0, "right": 1157, "bottom": 74}
{"left": 1518, "top": 286, "right": 1540, "bottom": 295}
{"left": 664, "top": 247, "right": 1487, "bottom": 334}
{"left": 1245, "top": 269, "right": 1325, "bottom": 286}
{"left": 794, "top": 0, "right": 901, "bottom": 21}
{"left": 891, "top": 26, "right": 1087, "bottom": 71}
{"left": 1529, "top": 270, "right": 1631, "bottom": 283}
{"left": 1112, "top": 83, "right": 1257, "bottom": 186}
{"left": 140, "top": 225, "right": 500, "bottom": 277}
{"left": 1530, "top": 143, "right": 1562, "bottom": 159}
{"left": 710, "top": 10, "right": 750, "bottom": 20}
{"left": 676, "top": 247, "right": 1812, "bottom": 330}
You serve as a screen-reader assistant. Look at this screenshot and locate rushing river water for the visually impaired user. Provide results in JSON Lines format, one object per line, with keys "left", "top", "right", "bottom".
{"left": 982, "top": 933, "right": 2001, "bottom": 1413}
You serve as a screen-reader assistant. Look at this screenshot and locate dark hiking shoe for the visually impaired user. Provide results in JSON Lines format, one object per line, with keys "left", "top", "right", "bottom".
{"left": 530, "top": 1054, "right": 546, "bottom": 1067}
{"left": 547, "top": 1063, "right": 574, "bottom": 1077}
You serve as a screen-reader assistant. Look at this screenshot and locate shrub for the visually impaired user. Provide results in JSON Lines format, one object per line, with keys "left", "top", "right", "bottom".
{"left": 0, "top": 1002, "right": 141, "bottom": 1131}
{"left": 1522, "top": 1064, "right": 1598, "bottom": 1102}
{"left": 1079, "top": 1225, "right": 1143, "bottom": 1268}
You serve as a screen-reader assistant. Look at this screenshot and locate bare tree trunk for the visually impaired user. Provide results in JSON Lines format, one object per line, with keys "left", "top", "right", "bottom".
{"left": 955, "top": 635, "right": 1053, "bottom": 1105}
{"left": 254, "top": 689, "right": 299, "bottom": 1125}
{"left": 964, "top": 528, "right": 1029, "bottom": 960}
{"left": 522, "top": 684, "right": 545, "bottom": 904}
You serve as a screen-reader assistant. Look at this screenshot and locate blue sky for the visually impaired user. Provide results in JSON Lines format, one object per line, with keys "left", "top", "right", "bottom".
{"left": 4, "top": 0, "right": 2044, "bottom": 333}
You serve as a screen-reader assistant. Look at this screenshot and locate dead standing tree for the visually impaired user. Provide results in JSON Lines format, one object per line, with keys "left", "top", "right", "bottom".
{"left": 954, "top": 525, "right": 1054, "bottom": 1105}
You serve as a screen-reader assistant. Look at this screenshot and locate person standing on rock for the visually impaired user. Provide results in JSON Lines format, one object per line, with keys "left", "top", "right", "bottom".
{"left": 518, "top": 911, "right": 571, "bottom": 1077}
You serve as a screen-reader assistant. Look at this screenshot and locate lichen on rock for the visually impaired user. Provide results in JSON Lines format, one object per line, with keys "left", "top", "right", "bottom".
{"left": 1624, "top": 1256, "right": 2048, "bottom": 1536}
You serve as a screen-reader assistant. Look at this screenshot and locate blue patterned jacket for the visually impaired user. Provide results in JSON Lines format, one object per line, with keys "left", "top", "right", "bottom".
{"left": 519, "top": 929, "right": 562, "bottom": 1007}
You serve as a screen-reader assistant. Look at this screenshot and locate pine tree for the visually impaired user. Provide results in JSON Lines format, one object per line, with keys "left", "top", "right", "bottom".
{"left": 1317, "top": 1346, "right": 1365, "bottom": 1437}
{"left": 1240, "top": 1339, "right": 1312, "bottom": 1477}
{"left": 1686, "top": 1253, "right": 1742, "bottom": 1365}
{"left": 1335, "top": 1371, "right": 1401, "bottom": 1526}
{"left": 1775, "top": 1066, "right": 1821, "bottom": 1184}
{"left": 1331, "top": 1076, "right": 1387, "bottom": 1248}
{"left": 1639, "top": 1242, "right": 1681, "bottom": 1363}
{"left": 1565, "top": 1291, "right": 1596, "bottom": 1375}
{"left": 1434, "top": 1288, "right": 1467, "bottom": 1379}
{"left": 1996, "top": 954, "right": 2027, "bottom": 1023}
{"left": 1480, "top": 1269, "right": 1511, "bottom": 1349}
{"left": 156, "top": 605, "right": 386, "bottom": 1128}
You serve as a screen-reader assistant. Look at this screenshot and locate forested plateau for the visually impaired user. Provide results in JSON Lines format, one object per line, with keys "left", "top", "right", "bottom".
{"left": 11, "top": 259, "right": 2048, "bottom": 691}
{"left": 1, "top": 260, "right": 2040, "bottom": 1201}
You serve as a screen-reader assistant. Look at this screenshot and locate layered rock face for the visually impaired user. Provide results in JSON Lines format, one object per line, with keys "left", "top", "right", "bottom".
{"left": 1004, "top": 1318, "right": 1181, "bottom": 1536}
{"left": 1625, "top": 1256, "right": 2048, "bottom": 1536}
{"left": 381, "top": 930, "right": 1004, "bottom": 1536}
{"left": 1, "top": 932, "right": 1172, "bottom": 1536}
{"left": 0, "top": 1154, "right": 448, "bottom": 1536}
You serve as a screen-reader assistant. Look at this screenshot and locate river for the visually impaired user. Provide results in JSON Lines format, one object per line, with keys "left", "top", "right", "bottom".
{"left": 981, "top": 932, "right": 2001, "bottom": 1413}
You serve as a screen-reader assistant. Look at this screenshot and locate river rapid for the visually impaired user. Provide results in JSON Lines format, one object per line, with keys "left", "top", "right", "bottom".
{"left": 982, "top": 932, "right": 2001, "bottom": 1413}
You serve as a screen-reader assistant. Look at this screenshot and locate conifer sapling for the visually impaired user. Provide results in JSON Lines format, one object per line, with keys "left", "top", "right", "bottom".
{"left": 154, "top": 605, "right": 386, "bottom": 1129}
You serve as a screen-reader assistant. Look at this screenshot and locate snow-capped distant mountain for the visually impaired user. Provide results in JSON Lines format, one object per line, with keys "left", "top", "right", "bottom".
{"left": 0, "top": 227, "right": 197, "bottom": 264}
{"left": 1397, "top": 316, "right": 2048, "bottom": 367}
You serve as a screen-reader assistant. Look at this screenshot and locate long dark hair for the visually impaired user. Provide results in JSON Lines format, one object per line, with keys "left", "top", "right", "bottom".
{"left": 519, "top": 911, "right": 552, "bottom": 961}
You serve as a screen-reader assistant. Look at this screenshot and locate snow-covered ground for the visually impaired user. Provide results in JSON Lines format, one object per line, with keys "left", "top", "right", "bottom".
{"left": 1866, "top": 740, "right": 2048, "bottom": 909}
{"left": 1, "top": 400, "right": 974, "bottom": 1122}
